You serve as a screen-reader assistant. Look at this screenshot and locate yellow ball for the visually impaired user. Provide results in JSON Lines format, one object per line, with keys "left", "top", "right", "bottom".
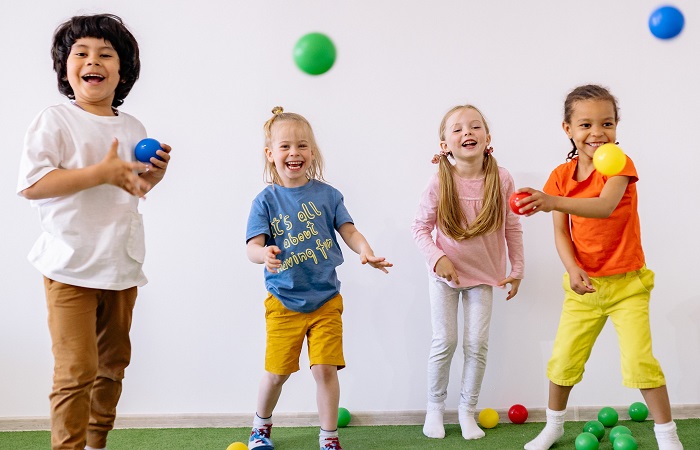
{"left": 478, "top": 408, "right": 499, "bottom": 429}
{"left": 593, "top": 143, "right": 626, "bottom": 176}
{"left": 226, "top": 442, "right": 248, "bottom": 450}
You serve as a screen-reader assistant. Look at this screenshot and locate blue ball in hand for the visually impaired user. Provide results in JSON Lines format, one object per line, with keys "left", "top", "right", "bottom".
{"left": 134, "top": 138, "right": 163, "bottom": 163}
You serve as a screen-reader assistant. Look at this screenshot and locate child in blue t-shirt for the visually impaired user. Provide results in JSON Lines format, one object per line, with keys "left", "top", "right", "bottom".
{"left": 245, "top": 107, "right": 392, "bottom": 450}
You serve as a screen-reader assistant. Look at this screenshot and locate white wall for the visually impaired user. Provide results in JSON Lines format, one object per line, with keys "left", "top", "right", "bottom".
{"left": 1, "top": 0, "right": 699, "bottom": 419}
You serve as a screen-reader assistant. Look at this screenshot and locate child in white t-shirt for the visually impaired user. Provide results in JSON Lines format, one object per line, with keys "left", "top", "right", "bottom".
{"left": 17, "top": 14, "right": 171, "bottom": 450}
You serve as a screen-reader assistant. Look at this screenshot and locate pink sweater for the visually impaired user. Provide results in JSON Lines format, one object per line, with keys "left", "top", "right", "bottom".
{"left": 411, "top": 167, "right": 525, "bottom": 288}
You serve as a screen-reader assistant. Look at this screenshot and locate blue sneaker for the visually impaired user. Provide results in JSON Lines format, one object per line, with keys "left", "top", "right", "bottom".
{"left": 320, "top": 436, "right": 343, "bottom": 449}
{"left": 248, "top": 424, "right": 274, "bottom": 450}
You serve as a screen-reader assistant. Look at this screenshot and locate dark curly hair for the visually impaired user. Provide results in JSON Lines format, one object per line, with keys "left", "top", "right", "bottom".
{"left": 51, "top": 14, "right": 140, "bottom": 107}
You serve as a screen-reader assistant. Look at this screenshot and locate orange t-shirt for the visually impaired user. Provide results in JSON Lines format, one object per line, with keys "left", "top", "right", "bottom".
{"left": 543, "top": 156, "right": 645, "bottom": 277}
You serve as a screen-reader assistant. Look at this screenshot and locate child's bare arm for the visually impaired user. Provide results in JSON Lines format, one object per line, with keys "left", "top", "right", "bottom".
{"left": 246, "top": 234, "right": 282, "bottom": 273}
{"left": 515, "top": 176, "right": 629, "bottom": 219}
{"left": 338, "top": 223, "right": 392, "bottom": 273}
{"left": 20, "top": 138, "right": 150, "bottom": 200}
{"left": 552, "top": 211, "right": 595, "bottom": 294}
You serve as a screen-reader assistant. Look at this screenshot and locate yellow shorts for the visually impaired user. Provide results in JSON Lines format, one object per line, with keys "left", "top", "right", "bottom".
{"left": 547, "top": 266, "right": 666, "bottom": 389}
{"left": 264, "top": 293, "right": 345, "bottom": 375}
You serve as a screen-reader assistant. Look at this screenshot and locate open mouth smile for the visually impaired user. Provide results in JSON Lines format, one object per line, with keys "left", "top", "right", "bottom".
{"left": 462, "top": 139, "right": 477, "bottom": 149}
{"left": 81, "top": 73, "right": 105, "bottom": 84}
{"left": 586, "top": 142, "right": 610, "bottom": 150}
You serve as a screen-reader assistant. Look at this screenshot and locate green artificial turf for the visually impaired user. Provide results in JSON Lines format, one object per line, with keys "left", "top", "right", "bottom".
{"left": 1, "top": 419, "right": 698, "bottom": 449}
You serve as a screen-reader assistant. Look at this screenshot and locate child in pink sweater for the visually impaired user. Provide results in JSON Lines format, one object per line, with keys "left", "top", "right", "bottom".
{"left": 411, "top": 104, "right": 524, "bottom": 441}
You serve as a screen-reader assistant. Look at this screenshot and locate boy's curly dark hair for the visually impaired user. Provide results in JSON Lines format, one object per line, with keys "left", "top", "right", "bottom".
{"left": 51, "top": 14, "right": 140, "bottom": 107}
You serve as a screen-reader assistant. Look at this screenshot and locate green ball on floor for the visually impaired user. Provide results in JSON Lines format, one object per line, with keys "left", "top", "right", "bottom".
{"left": 612, "top": 434, "right": 638, "bottom": 450}
{"left": 628, "top": 402, "right": 649, "bottom": 422}
{"left": 575, "top": 432, "right": 600, "bottom": 450}
{"left": 338, "top": 407, "right": 352, "bottom": 428}
{"left": 583, "top": 420, "right": 605, "bottom": 441}
{"left": 598, "top": 406, "right": 619, "bottom": 427}
{"left": 609, "top": 425, "right": 632, "bottom": 443}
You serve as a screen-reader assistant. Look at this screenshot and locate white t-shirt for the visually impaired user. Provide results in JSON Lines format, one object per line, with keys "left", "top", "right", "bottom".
{"left": 17, "top": 103, "right": 149, "bottom": 290}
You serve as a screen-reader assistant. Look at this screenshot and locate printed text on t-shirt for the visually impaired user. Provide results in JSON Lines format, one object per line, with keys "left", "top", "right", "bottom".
{"left": 270, "top": 201, "right": 334, "bottom": 272}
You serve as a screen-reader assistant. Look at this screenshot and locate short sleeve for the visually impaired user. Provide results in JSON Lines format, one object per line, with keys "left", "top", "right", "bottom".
{"left": 17, "top": 108, "right": 64, "bottom": 194}
{"left": 246, "top": 195, "right": 271, "bottom": 243}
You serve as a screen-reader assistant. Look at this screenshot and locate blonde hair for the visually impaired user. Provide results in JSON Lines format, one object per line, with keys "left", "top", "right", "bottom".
{"left": 262, "top": 106, "right": 326, "bottom": 185}
{"left": 436, "top": 105, "right": 504, "bottom": 240}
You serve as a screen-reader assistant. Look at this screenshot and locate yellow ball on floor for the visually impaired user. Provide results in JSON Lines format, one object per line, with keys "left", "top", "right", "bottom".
{"left": 226, "top": 442, "right": 248, "bottom": 450}
{"left": 478, "top": 408, "right": 499, "bottom": 429}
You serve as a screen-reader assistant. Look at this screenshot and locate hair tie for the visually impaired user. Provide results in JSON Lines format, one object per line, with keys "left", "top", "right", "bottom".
{"left": 271, "top": 106, "right": 284, "bottom": 115}
{"left": 431, "top": 150, "right": 451, "bottom": 164}
{"left": 485, "top": 146, "right": 494, "bottom": 156}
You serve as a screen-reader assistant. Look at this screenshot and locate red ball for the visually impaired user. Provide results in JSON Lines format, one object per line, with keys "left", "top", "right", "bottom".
{"left": 509, "top": 192, "right": 531, "bottom": 215}
{"left": 508, "top": 404, "right": 528, "bottom": 424}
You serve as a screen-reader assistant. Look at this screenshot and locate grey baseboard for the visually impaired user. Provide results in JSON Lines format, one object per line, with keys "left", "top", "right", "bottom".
{"left": 1, "top": 404, "right": 698, "bottom": 432}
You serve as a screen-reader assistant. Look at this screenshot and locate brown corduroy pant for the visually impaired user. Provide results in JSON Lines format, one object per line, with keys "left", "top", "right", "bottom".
{"left": 44, "top": 277, "right": 137, "bottom": 450}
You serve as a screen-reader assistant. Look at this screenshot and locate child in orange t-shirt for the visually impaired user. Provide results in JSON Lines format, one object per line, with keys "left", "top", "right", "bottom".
{"left": 513, "top": 85, "right": 683, "bottom": 450}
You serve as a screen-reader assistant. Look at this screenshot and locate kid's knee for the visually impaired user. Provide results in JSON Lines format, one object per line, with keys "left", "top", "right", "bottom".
{"left": 432, "top": 335, "right": 458, "bottom": 356}
{"left": 264, "top": 372, "right": 290, "bottom": 387}
{"left": 310, "top": 364, "right": 339, "bottom": 384}
{"left": 463, "top": 339, "right": 488, "bottom": 359}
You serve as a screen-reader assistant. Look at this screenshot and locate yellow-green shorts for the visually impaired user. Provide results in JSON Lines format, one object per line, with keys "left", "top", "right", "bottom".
{"left": 547, "top": 266, "right": 666, "bottom": 389}
{"left": 264, "top": 293, "right": 345, "bottom": 375}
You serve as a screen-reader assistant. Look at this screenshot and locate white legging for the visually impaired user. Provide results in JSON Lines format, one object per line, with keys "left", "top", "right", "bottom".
{"left": 426, "top": 278, "right": 493, "bottom": 408}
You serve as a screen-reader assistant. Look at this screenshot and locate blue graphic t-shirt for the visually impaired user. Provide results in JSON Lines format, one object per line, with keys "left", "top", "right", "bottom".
{"left": 246, "top": 180, "right": 353, "bottom": 313}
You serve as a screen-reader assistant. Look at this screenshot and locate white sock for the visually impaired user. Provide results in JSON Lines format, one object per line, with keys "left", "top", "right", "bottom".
{"left": 458, "top": 404, "right": 485, "bottom": 440}
{"left": 319, "top": 428, "right": 340, "bottom": 449}
{"left": 319, "top": 428, "right": 338, "bottom": 438}
{"left": 85, "top": 447, "right": 106, "bottom": 450}
{"left": 253, "top": 413, "right": 272, "bottom": 428}
{"left": 422, "top": 402, "right": 445, "bottom": 439}
{"left": 655, "top": 421, "right": 684, "bottom": 450}
{"left": 524, "top": 408, "right": 566, "bottom": 450}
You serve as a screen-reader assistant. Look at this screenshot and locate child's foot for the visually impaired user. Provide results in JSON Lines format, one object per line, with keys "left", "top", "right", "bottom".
{"left": 320, "top": 436, "right": 343, "bottom": 449}
{"left": 523, "top": 423, "right": 564, "bottom": 450}
{"left": 249, "top": 424, "right": 274, "bottom": 450}
{"left": 524, "top": 408, "right": 565, "bottom": 450}
{"left": 422, "top": 402, "right": 445, "bottom": 438}
{"left": 458, "top": 405, "right": 485, "bottom": 440}
{"left": 655, "top": 421, "right": 684, "bottom": 450}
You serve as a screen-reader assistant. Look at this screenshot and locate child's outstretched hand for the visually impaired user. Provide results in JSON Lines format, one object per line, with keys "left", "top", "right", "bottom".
{"left": 263, "top": 246, "right": 283, "bottom": 273}
{"left": 337, "top": 224, "right": 392, "bottom": 273}
{"left": 568, "top": 266, "right": 596, "bottom": 295}
{"left": 360, "top": 252, "right": 392, "bottom": 273}
{"left": 435, "top": 255, "right": 459, "bottom": 285}
{"left": 497, "top": 277, "right": 521, "bottom": 300}
{"left": 100, "top": 138, "right": 151, "bottom": 197}
{"left": 513, "top": 188, "right": 556, "bottom": 216}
